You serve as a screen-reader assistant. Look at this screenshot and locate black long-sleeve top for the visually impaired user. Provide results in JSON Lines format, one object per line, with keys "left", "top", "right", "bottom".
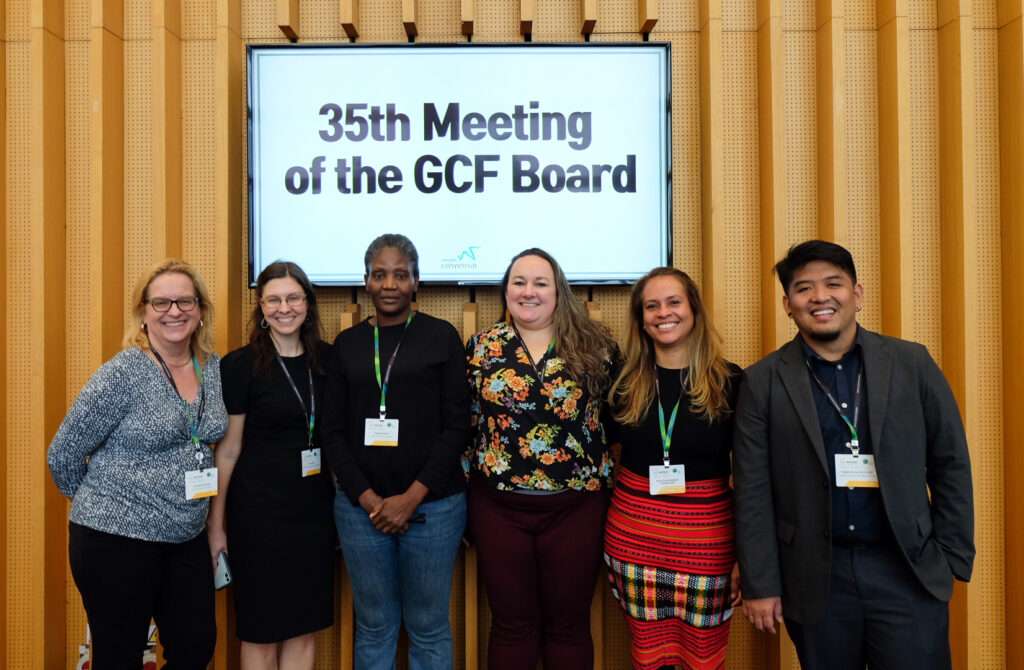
{"left": 322, "top": 312, "right": 470, "bottom": 504}
{"left": 611, "top": 362, "right": 743, "bottom": 481}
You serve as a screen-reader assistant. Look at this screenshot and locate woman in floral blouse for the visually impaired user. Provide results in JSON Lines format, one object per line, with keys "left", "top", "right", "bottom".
{"left": 466, "top": 248, "right": 618, "bottom": 670}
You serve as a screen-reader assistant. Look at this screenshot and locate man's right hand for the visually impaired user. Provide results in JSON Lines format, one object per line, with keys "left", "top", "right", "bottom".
{"left": 743, "top": 596, "right": 783, "bottom": 634}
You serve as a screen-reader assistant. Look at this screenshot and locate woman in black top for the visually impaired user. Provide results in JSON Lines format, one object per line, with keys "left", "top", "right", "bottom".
{"left": 322, "top": 234, "right": 469, "bottom": 670}
{"left": 209, "top": 261, "right": 335, "bottom": 669}
{"left": 604, "top": 267, "right": 742, "bottom": 670}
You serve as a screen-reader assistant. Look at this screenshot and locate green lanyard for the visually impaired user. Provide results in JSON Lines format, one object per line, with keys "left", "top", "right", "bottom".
{"left": 655, "top": 367, "right": 687, "bottom": 467}
{"left": 805, "top": 359, "right": 862, "bottom": 454}
{"left": 373, "top": 312, "right": 414, "bottom": 419}
{"left": 152, "top": 349, "right": 206, "bottom": 459}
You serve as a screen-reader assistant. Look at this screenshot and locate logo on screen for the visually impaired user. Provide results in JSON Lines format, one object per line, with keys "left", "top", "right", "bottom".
{"left": 441, "top": 246, "right": 480, "bottom": 272}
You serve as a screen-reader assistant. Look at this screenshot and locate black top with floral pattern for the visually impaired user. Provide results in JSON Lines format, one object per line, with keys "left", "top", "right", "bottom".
{"left": 465, "top": 321, "right": 614, "bottom": 492}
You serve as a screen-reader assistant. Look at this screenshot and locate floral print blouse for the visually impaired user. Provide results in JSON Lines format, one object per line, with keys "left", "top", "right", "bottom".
{"left": 465, "top": 321, "right": 614, "bottom": 492}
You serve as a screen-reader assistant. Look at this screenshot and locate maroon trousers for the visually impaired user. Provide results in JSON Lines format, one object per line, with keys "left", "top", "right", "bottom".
{"left": 468, "top": 476, "right": 608, "bottom": 670}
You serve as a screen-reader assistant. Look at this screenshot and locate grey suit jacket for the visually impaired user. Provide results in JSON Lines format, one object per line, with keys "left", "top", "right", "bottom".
{"left": 733, "top": 328, "right": 974, "bottom": 624}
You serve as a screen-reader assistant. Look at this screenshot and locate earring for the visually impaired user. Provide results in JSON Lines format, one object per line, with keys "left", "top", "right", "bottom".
{"left": 140, "top": 322, "right": 147, "bottom": 330}
{"left": 199, "top": 319, "right": 205, "bottom": 328}
{"left": 261, "top": 318, "right": 269, "bottom": 329}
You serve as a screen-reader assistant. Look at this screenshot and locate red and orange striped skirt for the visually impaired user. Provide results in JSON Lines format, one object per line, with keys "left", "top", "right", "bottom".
{"left": 604, "top": 468, "right": 736, "bottom": 670}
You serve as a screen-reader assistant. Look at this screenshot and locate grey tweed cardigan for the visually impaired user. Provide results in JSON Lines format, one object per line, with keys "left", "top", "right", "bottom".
{"left": 48, "top": 347, "right": 229, "bottom": 543}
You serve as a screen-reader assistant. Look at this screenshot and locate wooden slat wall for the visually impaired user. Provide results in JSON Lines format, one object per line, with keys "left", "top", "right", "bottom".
{"left": 1, "top": 0, "right": 1016, "bottom": 667}
{"left": 999, "top": 0, "right": 1024, "bottom": 667}
{"left": 0, "top": 0, "right": 8, "bottom": 661}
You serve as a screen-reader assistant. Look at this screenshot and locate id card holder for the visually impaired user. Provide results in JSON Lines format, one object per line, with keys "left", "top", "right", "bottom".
{"left": 301, "top": 448, "right": 321, "bottom": 477}
{"left": 835, "top": 454, "right": 879, "bottom": 488}
{"left": 365, "top": 418, "right": 399, "bottom": 447}
{"left": 649, "top": 464, "right": 686, "bottom": 495}
{"left": 185, "top": 467, "right": 218, "bottom": 500}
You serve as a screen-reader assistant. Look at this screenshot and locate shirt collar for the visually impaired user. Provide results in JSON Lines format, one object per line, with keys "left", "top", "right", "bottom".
{"left": 799, "top": 325, "right": 864, "bottom": 365}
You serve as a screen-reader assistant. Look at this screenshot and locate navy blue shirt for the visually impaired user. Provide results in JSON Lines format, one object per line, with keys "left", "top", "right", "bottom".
{"left": 801, "top": 331, "right": 888, "bottom": 545}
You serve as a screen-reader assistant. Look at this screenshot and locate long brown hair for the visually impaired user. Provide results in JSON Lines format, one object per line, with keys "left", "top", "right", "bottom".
{"left": 501, "top": 248, "right": 616, "bottom": 397}
{"left": 123, "top": 259, "right": 216, "bottom": 364}
{"left": 248, "top": 261, "right": 324, "bottom": 376}
{"left": 609, "top": 267, "right": 731, "bottom": 424}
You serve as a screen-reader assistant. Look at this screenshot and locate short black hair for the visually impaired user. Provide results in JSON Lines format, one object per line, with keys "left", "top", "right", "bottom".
{"left": 774, "top": 240, "right": 857, "bottom": 293}
{"left": 364, "top": 233, "right": 420, "bottom": 280}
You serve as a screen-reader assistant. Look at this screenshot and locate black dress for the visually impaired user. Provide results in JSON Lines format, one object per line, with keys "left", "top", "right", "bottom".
{"left": 219, "top": 343, "right": 336, "bottom": 643}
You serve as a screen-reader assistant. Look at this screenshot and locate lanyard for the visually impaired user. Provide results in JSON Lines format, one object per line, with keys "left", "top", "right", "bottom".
{"left": 373, "top": 312, "right": 414, "bottom": 419}
{"left": 151, "top": 347, "right": 206, "bottom": 459}
{"left": 275, "top": 353, "right": 315, "bottom": 448}
{"left": 511, "top": 323, "right": 554, "bottom": 384}
{"left": 805, "top": 359, "right": 862, "bottom": 454}
{"left": 655, "top": 367, "right": 687, "bottom": 466}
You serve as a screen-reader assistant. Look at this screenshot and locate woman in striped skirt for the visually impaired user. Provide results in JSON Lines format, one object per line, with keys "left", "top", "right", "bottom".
{"left": 605, "top": 267, "right": 743, "bottom": 670}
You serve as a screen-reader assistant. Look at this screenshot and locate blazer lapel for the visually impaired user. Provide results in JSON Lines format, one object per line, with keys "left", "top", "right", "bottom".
{"left": 777, "top": 337, "right": 829, "bottom": 476}
{"left": 860, "top": 329, "right": 892, "bottom": 457}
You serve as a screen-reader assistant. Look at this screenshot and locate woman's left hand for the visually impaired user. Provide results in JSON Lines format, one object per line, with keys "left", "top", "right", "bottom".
{"left": 730, "top": 562, "right": 742, "bottom": 607}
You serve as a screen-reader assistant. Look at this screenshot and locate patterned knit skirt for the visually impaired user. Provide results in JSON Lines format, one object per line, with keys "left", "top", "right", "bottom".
{"left": 604, "top": 468, "right": 735, "bottom": 670}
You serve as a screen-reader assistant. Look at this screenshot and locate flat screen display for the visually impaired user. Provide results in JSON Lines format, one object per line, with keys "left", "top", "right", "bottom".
{"left": 248, "top": 43, "right": 672, "bottom": 285}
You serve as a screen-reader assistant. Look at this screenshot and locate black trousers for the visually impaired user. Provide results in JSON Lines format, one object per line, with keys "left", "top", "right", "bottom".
{"left": 785, "top": 543, "right": 952, "bottom": 670}
{"left": 69, "top": 522, "right": 216, "bottom": 670}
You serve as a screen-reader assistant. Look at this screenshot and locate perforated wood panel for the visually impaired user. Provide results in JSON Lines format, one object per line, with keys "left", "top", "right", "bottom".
{"left": 532, "top": 0, "right": 582, "bottom": 41}
{"left": 65, "top": 0, "right": 89, "bottom": 41}
{"left": 184, "top": 41, "right": 218, "bottom": 296}
{"left": 783, "top": 30, "right": 818, "bottom": 243}
{"left": 654, "top": 0, "right": 700, "bottom": 32}
{"left": 63, "top": 37, "right": 91, "bottom": 658}
{"left": 720, "top": 31, "right": 761, "bottom": 366}
{"left": 300, "top": 0, "right": 343, "bottom": 41}
{"left": 6, "top": 39, "right": 33, "bottom": 670}
{"left": 124, "top": 40, "right": 155, "bottom": 290}
{"left": 908, "top": 28, "right": 941, "bottom": 354}
{"left": 184, "top": 0, "right": 217, "bottom": 40}
{"left": 724, "top": 0, "right": 758, "bottom": 32}
{"left": 909, "top": 0, "right": 937, "bottom": 30}
{"left": 597, "top": 0, "right": 641, "bottom": 33}
{"left": 845, "top": 29, "right": 881, "bottom": 331}
{"left": 845, "top": 0, "right": 876, "bottom": 30}
{"left": 970, "top": 26, "right": 1005, "bottom": 668}
{"left": 5, "top": 0, "right": 29, "bottom": 42}
{"left": 471, "top": 0, "right": 520, "bottom": 42}
{"left": 783, "top": 0, "right": 815, "bottom": 30}
{"left": 670, "top": 34, "right": 702, "bottom": 276}
{"left": 124, "top": 0, "right": 149, "bottom": 41}
{"left": 415, "top": 0, "right": 464, "bottom": 41}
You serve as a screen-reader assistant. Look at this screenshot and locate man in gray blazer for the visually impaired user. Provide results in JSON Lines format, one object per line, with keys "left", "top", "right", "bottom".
{"left": 734, "top": 240, "right": 974, "bottom": 669}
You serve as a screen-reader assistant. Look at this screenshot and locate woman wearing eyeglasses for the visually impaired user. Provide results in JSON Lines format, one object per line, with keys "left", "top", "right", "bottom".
{"left": 48, "top": 259, "right": 229, "bottom": 668}
{"left": 207, "top": 261, "right": 335, "bottom": 670}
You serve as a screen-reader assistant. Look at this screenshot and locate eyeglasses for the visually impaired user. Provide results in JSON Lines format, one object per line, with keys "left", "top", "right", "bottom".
{"left": 261, "top": 293, "right": 307, "bottom": 309}
{"left": 146, "top": 297, "right": 199, "bottom": 312}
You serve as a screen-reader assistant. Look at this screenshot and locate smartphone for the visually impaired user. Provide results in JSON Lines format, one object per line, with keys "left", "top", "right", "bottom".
{"left": 214, "top": 551, "right": 232, "bottom": 590}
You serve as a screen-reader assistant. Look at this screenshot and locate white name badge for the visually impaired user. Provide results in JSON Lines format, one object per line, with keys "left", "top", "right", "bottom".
{"left": 301, "top": 448, "right": 321, "bottom": 477}
{"left": 185, "top": 467, "right": 218, "bottom": 500}
{"left": 649, "top": 464, "right": 686, "bottom": 495}
{"left": 365, "top": 418, "right": 399, "bottom": 447}
{"left": 835, "top": 454, "right": 880, "bottom": 488}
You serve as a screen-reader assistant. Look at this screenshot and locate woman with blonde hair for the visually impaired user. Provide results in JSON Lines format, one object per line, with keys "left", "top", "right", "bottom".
{"left": 49, "top": 259, "right": 228, "bottom": 668}
{"left": 604, "top": 267, "right": 742, "bottom": 670}
{"left": 466, "top": 248, "right": 618, "bottom": 670}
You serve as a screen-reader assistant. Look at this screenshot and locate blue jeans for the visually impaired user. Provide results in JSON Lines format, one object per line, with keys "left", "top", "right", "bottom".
{"left": 334, "top": 491, "right": 466, "bottom": 670}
